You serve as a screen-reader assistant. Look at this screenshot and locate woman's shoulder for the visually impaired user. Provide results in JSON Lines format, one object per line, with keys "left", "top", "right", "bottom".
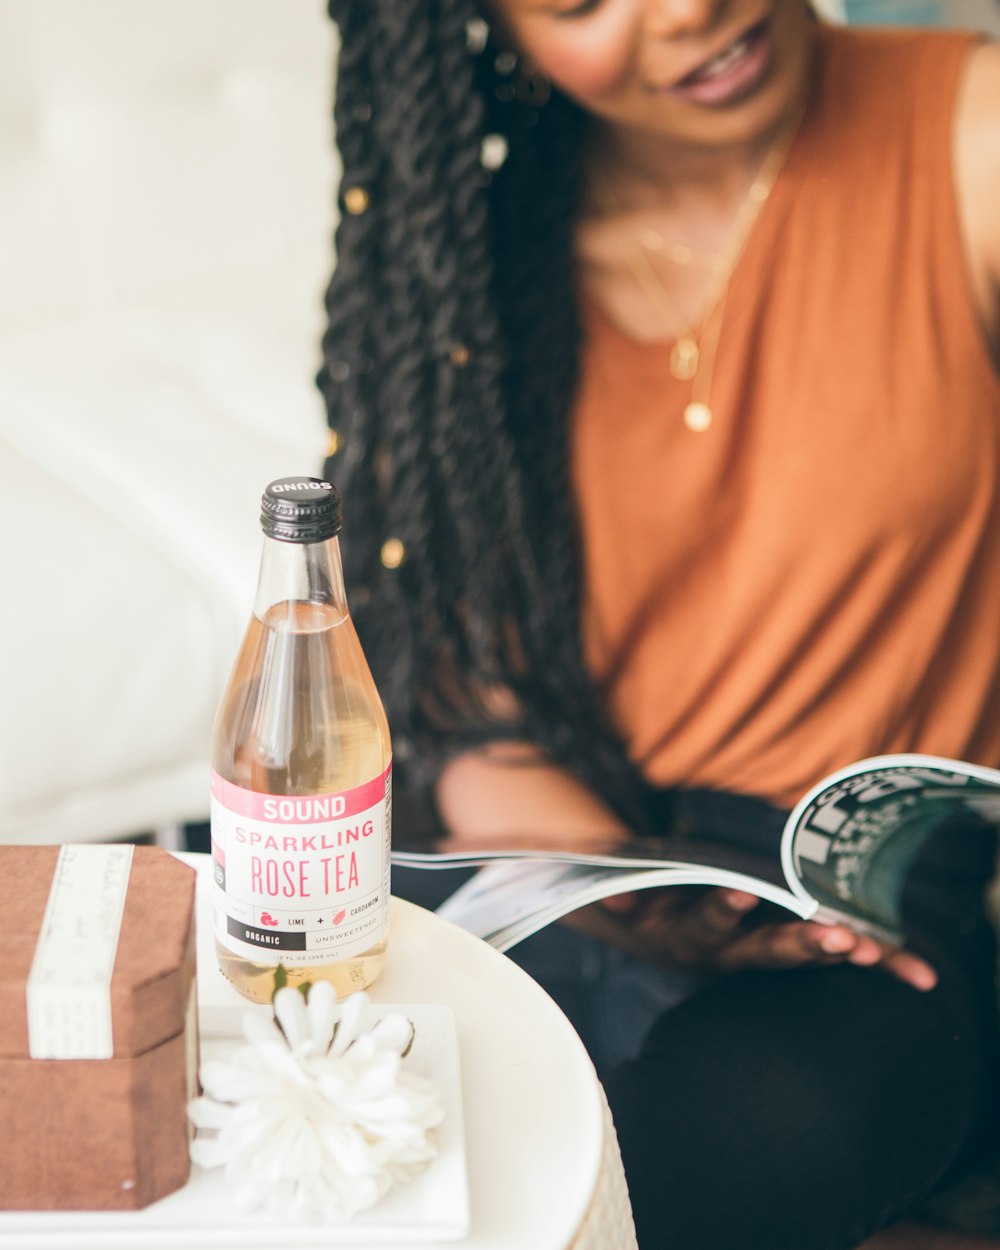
{"left": 954, "top": 39, "right": 1000, "bottom": 356}
{"left": 956, "top": 38, "right": 1000, "bottom": 167}
{"left": 955, "top": 38, "right": 1000, "bottom": 180}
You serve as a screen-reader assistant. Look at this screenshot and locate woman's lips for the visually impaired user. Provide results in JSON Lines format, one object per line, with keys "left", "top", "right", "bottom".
{"left": 666, "top": 19, "right": 772, "bottom": 106}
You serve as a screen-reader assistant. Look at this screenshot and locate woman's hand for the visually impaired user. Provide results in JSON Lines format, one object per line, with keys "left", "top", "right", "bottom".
{"left": 436, "top": 745, "right": 938, "bottom": 991}
{"left": 572, "top": 888, "right": 938, "bottom": 991}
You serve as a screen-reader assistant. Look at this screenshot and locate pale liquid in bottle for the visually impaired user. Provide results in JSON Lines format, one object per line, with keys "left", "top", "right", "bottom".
{"left": 212, "top": 598, "right": 391, "bottom": 1003}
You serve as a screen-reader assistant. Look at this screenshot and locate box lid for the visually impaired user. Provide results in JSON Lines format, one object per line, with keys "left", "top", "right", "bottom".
{"left": 0, "top": 845, "right": 196, "bottom": 1060}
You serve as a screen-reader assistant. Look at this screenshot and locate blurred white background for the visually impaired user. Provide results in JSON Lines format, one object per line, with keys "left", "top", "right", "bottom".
{"left": 0, "top": 0, "right": 336, "bottom": 844}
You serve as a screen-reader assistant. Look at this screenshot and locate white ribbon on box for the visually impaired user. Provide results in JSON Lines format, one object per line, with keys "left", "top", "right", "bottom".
{"left": 25, "top": 844, "right": 134, "bottom": 1060}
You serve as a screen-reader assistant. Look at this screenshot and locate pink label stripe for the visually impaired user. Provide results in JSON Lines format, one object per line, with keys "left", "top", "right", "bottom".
{"left": 211, "top": 764, "right": 391, "bottom": 823}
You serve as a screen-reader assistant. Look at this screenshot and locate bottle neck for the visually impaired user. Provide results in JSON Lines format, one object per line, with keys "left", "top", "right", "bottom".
{"left": 253, "top": 534, "right": 349, "bottom": 623}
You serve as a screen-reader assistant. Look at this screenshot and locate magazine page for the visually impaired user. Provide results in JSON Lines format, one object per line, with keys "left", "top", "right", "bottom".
{"left": 392, "top": 831, "right": 787, "bottom": 883}
{"left": 435, "top": 859, "right": 811, "bottom": 951}
{"left": 780, "top": 754, "right": 1000, "bottom": 937}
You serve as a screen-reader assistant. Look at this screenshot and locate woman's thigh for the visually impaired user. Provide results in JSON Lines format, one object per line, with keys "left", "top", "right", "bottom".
{"left": 605, "top": 955, "right": 994, "bottom": 1250}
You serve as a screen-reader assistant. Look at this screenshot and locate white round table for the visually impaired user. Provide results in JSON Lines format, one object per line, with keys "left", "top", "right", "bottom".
{"left": 0, "top": 853, "right": 636, "bottom": 1250}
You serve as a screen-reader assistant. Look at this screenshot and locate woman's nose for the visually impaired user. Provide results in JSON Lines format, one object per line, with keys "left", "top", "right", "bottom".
{"left": 643, "top": 0, "right": 726, "bottom": 38}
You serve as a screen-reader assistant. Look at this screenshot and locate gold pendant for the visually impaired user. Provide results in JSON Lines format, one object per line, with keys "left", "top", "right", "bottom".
{"left": 684, "top": 402, "right": 712, "bottom": 432}
{"left": 671, "top": 336, "right": 699, "bottom": 381}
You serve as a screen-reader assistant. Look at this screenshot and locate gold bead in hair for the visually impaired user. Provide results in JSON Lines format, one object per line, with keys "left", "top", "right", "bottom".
{"left": 515, "top": 60, "right": 551, "bottom": 109}
{"left": 380, "top": 537, "right": 406, "bottom": 569}
{"left": 326, "top": 428, "right": 342, "bottom": 457}
{"left": 450, "top": 343, "right": 471, "bottom": 368}
{"left": 343, "top": 186, "right": 370, "bottom": 215}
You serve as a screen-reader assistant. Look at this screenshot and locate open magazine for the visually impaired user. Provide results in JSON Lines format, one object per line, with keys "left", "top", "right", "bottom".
{"left": 391, "top": 754, "right": 1000, "bottom": 951}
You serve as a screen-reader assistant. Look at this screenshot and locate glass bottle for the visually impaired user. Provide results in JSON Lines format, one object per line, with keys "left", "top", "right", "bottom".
{"left": 210, "top": 476, "right": 391, "bottom": 1003}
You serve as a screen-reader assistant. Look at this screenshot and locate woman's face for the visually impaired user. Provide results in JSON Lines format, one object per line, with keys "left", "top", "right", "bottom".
{"left": 486, "top": 0, "right": 814, "bottom": 153}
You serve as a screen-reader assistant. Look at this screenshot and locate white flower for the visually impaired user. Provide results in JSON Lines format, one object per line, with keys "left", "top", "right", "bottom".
{"left": 188, "top": 983, "right": 445, "bottom": 1221}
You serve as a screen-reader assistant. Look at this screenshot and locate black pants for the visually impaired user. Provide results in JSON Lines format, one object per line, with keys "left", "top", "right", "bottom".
{"left": 606, "top": 957, "right": 995, "bottom": 1250}
{"left": 394, "top": 787, "right": 999, "bottom": 1250}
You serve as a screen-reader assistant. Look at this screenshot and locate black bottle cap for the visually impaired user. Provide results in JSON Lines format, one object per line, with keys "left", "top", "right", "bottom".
{"left": 260, "top": 477, "right": 343, "bottom": 543}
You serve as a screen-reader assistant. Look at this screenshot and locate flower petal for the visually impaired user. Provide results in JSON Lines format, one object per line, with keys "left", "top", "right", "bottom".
{"left": 329, "top": 992, "right": 367, "bottom": 1058}
{"left": 305, "top": 980, "right": 340, "bottom": 1050}
{"left": 273, "top": 987, "right": 310, "bottom": 1050}
{"left": 369, "top": 1014, "right": 415, "bottom": 1056}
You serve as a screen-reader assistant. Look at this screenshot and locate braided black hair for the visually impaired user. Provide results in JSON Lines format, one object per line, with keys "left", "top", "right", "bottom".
{"left": 319, "top": 0, "right": 650, "bottom": 830}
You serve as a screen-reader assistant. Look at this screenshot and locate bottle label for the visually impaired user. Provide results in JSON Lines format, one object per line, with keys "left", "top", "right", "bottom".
{"left": 210, "top": 764, "right": 391, "bottom": 966}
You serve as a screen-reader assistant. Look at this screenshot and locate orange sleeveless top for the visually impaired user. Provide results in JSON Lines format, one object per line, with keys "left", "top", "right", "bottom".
{"left": 572, "top": 23, "right": 1000, "bottom": 810}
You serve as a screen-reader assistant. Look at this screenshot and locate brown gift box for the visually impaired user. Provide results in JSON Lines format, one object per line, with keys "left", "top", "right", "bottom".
{"left": 0, "top": 845, "right": 198, "bottom": 1211}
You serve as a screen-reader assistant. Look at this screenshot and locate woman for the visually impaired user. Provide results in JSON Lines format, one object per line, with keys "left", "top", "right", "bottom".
{"left": 318, "top": 2, "right": 1000, "bottom": 1246}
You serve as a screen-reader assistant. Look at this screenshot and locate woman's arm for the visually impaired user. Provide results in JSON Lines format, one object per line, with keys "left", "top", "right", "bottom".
{"left": 436, "top": 740, "right": 630, "bottom": 850}
{"left": 955, "top": 39, "right": 1000, "bottom": 362}
{"left": 434, "top": 744, "right": 937, "bottom": 989}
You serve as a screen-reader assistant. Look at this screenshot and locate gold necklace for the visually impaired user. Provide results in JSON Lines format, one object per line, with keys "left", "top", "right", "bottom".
{"left": 635, "top": 229, "right": 724, "bottom": 272}
{"left": 592, "top": 107, "right": 803, "bottom": 433}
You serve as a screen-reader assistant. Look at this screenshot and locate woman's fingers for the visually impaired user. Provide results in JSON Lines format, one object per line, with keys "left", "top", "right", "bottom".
{"left": 717, "top": 920, "right": 852, "bottom": 969}
{"left": 878, "top": 947, "right": 938, "bottom": 991}
{"left": 724, "top": 920, "right": 939, "bottom": 990}
{"left": 591, "top": 888, "right": 939, "bottom": 989}
{"left": 641, "top": 893, "right": 854, "bottom": 968}
{"left": 681, "top": 888, "right": 760, "bottom": 936}
{"left": 633, "top": 888, "right": 760, "bottom": 959}
{"left": 600, "top": 891, "right": 642, "bottom": 915}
